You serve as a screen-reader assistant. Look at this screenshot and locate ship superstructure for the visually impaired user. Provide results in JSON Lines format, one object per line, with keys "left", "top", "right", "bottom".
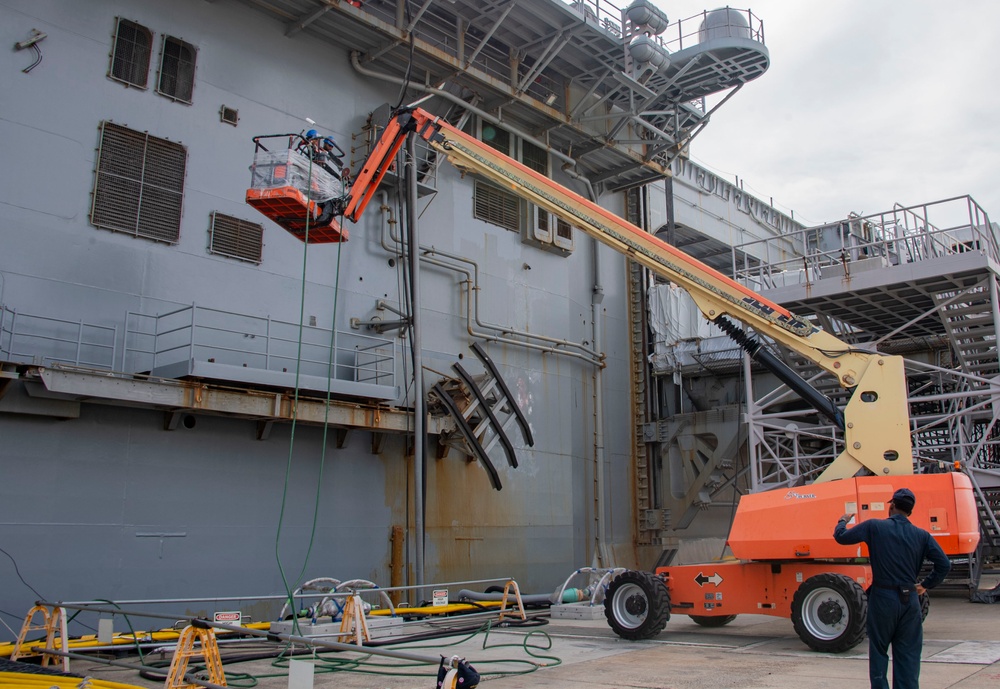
{"left": 1, "top": 0, "right": 996, "bottom": 642}
{"left": 0, "top": 0, "right": 774, "bottom": 632}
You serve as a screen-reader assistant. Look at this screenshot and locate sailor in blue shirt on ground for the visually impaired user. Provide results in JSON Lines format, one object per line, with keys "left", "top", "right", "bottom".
{"left": 833, "top": 487, "right": 951, "bottom": 689}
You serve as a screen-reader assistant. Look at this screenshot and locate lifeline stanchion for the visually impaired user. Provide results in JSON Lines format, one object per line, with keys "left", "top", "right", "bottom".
{"left": 164, "top": 621, "right": 228, "bottom": 689}
{"left": 10, "top": 604, "right": 69, "bottom": 672}
{"left": 498, "top": 580, "right": 527, "bottom": 621}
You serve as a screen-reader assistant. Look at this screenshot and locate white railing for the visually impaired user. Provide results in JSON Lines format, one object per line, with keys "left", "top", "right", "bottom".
{"left": 0, "top": 302, "right": 397, "bottom": 395}
{"left": 733, "top": 196, "right": 996, "bottom": 289}
{"left": 123, "top": 305, "right": 397, "bottom": 390}
{"left": 0, "top": 305, "right": 117, "bottom": 370}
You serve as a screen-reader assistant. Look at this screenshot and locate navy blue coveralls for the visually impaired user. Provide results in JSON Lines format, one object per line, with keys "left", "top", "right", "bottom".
{"left": 834, "top": 513, "right": 950, "bottom": 689}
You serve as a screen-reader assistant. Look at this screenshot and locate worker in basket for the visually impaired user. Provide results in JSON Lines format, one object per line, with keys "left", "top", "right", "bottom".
{"left": 294, "top": 129, "right": 348, "bottom": 226}
{"left": 298, "top": 129, "right": 345, "bottom": 179}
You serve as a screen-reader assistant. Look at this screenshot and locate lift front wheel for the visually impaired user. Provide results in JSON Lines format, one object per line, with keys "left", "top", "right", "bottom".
{"left": 604, "top": 570, "right": 670, "bottom": 640}
{"left": 791, "top": 573, "right": 868, "bottom": 653}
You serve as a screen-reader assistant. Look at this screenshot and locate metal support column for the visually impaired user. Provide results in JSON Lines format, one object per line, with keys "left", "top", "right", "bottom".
{"left": 406, "top": 134, "right": 425, "bottom": 592}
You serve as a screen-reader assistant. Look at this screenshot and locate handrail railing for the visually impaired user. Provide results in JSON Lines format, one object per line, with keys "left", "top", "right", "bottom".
{"left": 123, "top": 304, "right": 397, "bottom": 390}
{"left": 0, "top": 302, "right": 397, "bottom": 397}
{"left": 733, "top": 195, "right": 996, "bottom": 288}
{"left": 0, "top": 305, "right": 117, "bottom": 370}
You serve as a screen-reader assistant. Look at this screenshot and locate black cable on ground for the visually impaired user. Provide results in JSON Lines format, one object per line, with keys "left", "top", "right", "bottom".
{"left": 130, "top": 615, "right": 561, "bottom": 684}
{"left": 0, "top": 658, "right": 84, "bottom": 677}
{"left": 364, "top": 616, "right": 547, "bottom": 647}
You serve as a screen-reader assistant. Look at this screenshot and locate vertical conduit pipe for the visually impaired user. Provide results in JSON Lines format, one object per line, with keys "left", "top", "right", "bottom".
{"left": 564, "top": 168, "right": 609, "bottom": 567}
{"left": 406, "top": 135, "right": 425, "bottom": 593}
{"left": 592, "top": 236, "right": 608, "bottom": 567}
{"left": 378, "top": 192, "right": 602, "bottom": 363}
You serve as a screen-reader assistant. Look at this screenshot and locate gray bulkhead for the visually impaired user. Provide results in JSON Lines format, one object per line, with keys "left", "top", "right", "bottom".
{"left": 0, "top": 0, "right": 634, "bottom": 630}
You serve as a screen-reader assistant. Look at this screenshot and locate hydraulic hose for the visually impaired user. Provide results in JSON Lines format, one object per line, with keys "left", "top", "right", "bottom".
{"left": 715, "top": 316, "right": 846, "bottom": 430}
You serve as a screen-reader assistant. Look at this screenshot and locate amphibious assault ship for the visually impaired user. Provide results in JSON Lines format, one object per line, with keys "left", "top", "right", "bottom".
{"left": 2, "top": 0, "right": 997, "bottom": 642}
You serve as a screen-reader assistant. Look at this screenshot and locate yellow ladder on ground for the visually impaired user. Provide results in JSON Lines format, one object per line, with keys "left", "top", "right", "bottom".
{"left": 163, "top": 623, "right": 227, "bottom": 688}
{"left": 11, "top": 605, "right": 69, "bottom": 672}
{"left": 337, "top": 594, "right": 371, "bottom": 645}
{"left": 498, "top": 580, "right": 527, "bottom": 621}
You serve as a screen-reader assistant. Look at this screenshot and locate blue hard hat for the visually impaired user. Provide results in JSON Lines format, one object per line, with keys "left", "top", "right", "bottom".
{"left": 323, "top": 137, "right": 335, "bottom": 147}
{"left": 305, "top": 129, "right": 319, "bottom": 139}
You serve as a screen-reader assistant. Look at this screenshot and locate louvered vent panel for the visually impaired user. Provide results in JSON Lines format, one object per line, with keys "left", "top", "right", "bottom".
{"left": 91, "top": 122, "right": 186, "bottom": 243}
{"left": 474, "top": 181, "right": 520, "bottom": 233}
{"left": 220, "top": 106, "right": 239, "bottom": 126}
{"left": 157, "top": 36, "right": 197, "bottom": 103}
{"left": 209, "top": 212, "right": 264, "bottom": 264}
{"left": 110, "top": 18, "right": 151, "bottom": 88}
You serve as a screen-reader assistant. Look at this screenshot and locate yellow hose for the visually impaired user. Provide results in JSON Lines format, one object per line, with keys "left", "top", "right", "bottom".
{"left": 0, "top": 622, "right": 271, "bottom": 657}
{"left": 0, "top": 673, "right": 146, "bottom": 689}
{"left": 369, "top": 601, "right": 504, "bottom": 616}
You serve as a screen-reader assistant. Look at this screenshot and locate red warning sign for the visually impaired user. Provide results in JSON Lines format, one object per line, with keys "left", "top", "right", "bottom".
{"left": 214, "top": 611, "right": 242, "bottom": 623}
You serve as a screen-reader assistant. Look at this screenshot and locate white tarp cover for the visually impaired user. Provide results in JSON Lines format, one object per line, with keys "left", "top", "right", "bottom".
{"left": 647, "top": 282, "right": 739, "bottom": 374}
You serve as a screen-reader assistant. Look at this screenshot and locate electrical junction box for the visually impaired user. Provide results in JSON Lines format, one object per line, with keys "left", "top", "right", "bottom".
{"left": 549, "top": 603, "right": 605, "bottom": 621}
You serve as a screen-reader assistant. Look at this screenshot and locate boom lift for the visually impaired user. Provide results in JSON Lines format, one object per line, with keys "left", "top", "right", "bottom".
{"left": 255, "top": 107, "right": 981, "bottom": 652}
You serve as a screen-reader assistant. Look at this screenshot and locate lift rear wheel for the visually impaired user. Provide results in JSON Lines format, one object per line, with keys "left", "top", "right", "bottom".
{"left": 919, "top": 591, "right": 930, "bottom": 621}
{"left": 791, "top": 573, "right": 867, "bottom": 652}
{"left": 689, "top": 614, "right": 737, "bottom": 627}
{"left": 604, "top": 570, "right": 670, "bottom": 640}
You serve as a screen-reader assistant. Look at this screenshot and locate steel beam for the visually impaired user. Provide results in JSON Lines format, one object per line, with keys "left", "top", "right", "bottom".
{"left": 285, "top": 3, "right": 333, "bottom": 37}
{"left": 464, "top": 0, "right": 517, "bottom": 69}
{"left": 31, "top": 367, "right": 450, "bottom": 434}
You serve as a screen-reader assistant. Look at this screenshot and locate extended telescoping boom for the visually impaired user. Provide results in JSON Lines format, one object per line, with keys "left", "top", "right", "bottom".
{"left": 345, "top": 106, "right": 907, "bottom": 484}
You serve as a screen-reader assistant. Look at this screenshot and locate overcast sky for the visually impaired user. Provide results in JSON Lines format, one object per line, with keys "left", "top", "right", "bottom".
{"left": 656, "top": 0, "right": 1000, "bottom": 228}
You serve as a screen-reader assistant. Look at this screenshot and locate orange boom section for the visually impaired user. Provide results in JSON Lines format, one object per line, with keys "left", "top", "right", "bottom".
{"left": 727, "top": 473, "right": 980, "bottom": 561}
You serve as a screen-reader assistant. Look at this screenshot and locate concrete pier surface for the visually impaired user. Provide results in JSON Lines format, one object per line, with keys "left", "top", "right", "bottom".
{"left": 40, "top": 579, "right": 1000, "bottom": 689}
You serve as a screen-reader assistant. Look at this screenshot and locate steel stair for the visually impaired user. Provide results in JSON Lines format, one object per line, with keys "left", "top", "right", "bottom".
{"left": 933, "top": 281, "right": 1000, "bottom": 378}
{"left": 975, "top": 486, "right": 1000, "bottom": 551}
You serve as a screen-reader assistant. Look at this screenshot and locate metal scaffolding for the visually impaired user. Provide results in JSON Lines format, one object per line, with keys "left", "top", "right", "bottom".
{"left": 234, "top": 0, "right": 769, "bottom": 191}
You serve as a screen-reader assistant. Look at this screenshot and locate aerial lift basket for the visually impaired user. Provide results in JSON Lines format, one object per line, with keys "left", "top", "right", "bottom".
{"left": 245, "top": 137, "right": 348, "bottom": 243}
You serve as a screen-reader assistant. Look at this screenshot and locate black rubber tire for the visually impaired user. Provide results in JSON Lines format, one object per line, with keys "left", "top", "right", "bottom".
{"left": 791, "top": 573, "right": 868, "bottom": 653}
{"left": 604, "top": 570, "right": 670, "bottom": 640}
{"left": 919, "top": 591, "right": 930, "bottom": 621}
{"left": 689, "top": 614, "right": 737, "bottom": 627}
